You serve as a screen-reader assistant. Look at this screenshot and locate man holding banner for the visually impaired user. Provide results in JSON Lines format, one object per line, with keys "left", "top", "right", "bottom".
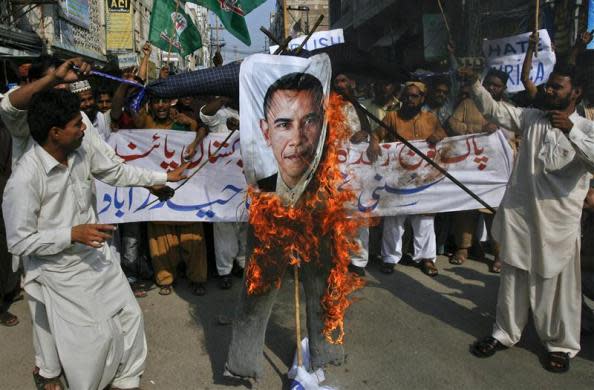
{"left": 465, "top": 63, "right": 594, "bottom": 373}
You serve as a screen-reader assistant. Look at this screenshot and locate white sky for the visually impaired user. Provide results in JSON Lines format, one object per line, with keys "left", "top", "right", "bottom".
{"left": 216, "top": 0, "right": 277, "bottom": 61}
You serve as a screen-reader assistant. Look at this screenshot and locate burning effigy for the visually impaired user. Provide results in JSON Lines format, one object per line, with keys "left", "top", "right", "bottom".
{"left": 147, "top": 52, "right": 367, "bottom": 380}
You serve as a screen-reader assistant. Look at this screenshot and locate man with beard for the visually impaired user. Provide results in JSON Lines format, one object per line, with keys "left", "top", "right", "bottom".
{"left": 464, "top": 63, "right": 594, "bottom": 373}
{"left": 422, "top": 76, "right": 454, "bottom": 129}
{"left": 70, "top": 80, "right": 111, "bottom": 141}
{"left": 367, "top": 81, "right": 447, "bottom": 277}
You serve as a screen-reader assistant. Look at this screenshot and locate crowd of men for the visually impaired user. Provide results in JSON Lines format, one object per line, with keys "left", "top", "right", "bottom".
{"left": 0, "top": 30, "right": 593, "bottom": 388}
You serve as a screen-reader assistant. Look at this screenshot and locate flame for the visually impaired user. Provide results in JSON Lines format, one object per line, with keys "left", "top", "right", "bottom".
{"left": 245, "top": 93, "right": 367, "bottom": 344}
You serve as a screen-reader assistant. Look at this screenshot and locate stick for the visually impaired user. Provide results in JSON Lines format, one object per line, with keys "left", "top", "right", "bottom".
{"left": 294, "top": 264, "right": 303, "bottom": 367}
{"left": 260, "top": 26, "right": 281, "bottom": 46}
{"left": 273, "top": 36, "right": 292, "bottom": 55}
{"left": 294, "top": 15, "right": 324, "bottom": 55}
{"left": 436, "top": 0, "right": 452, "bottom": 41}
{"left": 342, "top": 94, "right": 496, "bottom": 214}
{"left": 534, "top": 0, "right": 540, "bottom": 58}
{"left": 166, "top": 0, "right": 181, "bottom": 62}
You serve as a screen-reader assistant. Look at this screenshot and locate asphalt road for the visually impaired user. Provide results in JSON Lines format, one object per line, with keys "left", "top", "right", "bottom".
{"left": 1, "top": 255, "right": 593, "bottom": 389}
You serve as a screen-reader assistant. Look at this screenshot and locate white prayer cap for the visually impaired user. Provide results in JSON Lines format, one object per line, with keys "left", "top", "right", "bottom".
{"left": 70, "top": 80, "right": 91, "bottom": 94}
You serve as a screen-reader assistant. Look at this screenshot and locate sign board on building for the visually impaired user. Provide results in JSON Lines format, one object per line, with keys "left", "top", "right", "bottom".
{"left": 106, "top": 0, "right": 134, "bottom": 51}
{"left": 483, "top": 29, "right": 556, "bottom": 93}
{"left": 268, "top": 29, "right": 344, "bottom": 53}
{"left": 59, "top": 0, "right": 91, "bottom": 30}
{"left": 117, "top": 53, "right": 139, "bottom": 70}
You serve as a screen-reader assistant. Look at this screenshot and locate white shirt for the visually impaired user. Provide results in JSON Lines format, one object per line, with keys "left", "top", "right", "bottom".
{"left": 93, "top": 111, "right": 111, "bottom": 141}
{"left": 2, "top": 141, "right": 166, "bottom": 322}
{"left": 200, "top": 105, "right": 239, "bottom": 133}
{"left": 0, "top": 87, "right": 119, "bottom": 166}
{"left": 471, "top": 80, "right": 594, "bottom": 278}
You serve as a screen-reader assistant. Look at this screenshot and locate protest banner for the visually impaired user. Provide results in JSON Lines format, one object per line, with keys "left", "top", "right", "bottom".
{"left": 239, "top": 53, "right": 332, "bottom": 205}
{"left": 483, "top": 29, "right": 556, "bottom": 93}
{"left": 268, "top": 29, "right": 344, "bottom": 54}
{"left": 342, "top": 131, "right": 513, "bottom": 215}
{"left": 95, "top": 130, "right": 512, "bottom": 223}
{"left": 96, "top": 130, "right": 248, "bottom": 224}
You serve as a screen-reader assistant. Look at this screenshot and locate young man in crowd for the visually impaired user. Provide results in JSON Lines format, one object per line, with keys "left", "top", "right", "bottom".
{"left": 133, "top": 96, "right": 209, "bottom": 296}
{"left": 70, "top": 80, "right": 111, "bottom": 141}
{"left": 200, "top": 96, "right": 247, "bottom": 289}
{"left": 3, "top": 87, "right": 188, "bottom": 389}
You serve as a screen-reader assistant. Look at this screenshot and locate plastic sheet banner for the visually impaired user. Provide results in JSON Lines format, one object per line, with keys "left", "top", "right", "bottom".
{"left": 268, "top": 29, "right": 344, "bottom": 53}
{"left": 95, "top": 130, "right": 512, "bottom": 222}
{"left": 341, "top": 131, "right": 513, "bottom": 215}
{"left": 483, "top": 29, "right": 556, "bottom": 93}
{"left": 95, "top": 130, "right": 248, "bottom": 223}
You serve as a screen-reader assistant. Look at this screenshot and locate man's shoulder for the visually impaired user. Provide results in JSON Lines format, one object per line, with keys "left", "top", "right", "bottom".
{"left": 10, "top": 146, "right": 42, "bottom": 182}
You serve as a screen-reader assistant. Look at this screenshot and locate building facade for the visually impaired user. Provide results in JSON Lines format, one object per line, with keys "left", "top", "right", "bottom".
{"left": 271, "top": 0, "right": 330, "bottom": 42}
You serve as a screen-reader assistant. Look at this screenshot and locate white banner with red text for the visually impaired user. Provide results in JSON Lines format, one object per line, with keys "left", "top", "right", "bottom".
{"left": 95, "top": 130, "right": 513, "bottom": 223}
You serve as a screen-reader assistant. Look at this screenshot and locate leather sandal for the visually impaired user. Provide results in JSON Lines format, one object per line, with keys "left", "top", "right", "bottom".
{"left": 421, "top": 260, "right": 438, "bottom": 277}
{"left": 470, "top": 336, "right": 507, "bottom": 358}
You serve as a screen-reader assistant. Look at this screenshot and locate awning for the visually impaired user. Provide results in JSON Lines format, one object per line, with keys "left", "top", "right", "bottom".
{"left": 52, "top": 41, "right": 108, "bottom": 65}
{"left": 0, "top": 24, "right": 42, "bottom": 58}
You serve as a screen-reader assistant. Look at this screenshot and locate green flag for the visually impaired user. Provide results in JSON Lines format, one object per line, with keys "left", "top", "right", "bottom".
{"left": 187, "top": 0, "right": 267, "bottom": 46}
{"left": 149, "top": 0, "right": 202, "bottom": 57}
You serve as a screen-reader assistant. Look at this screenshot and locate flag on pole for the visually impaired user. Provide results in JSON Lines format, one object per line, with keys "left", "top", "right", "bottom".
{"left": 187, "top": 0, "right": 267, "bottom": 46}
{"left": 149, "top": 0, "right": 203, "bottom": 57}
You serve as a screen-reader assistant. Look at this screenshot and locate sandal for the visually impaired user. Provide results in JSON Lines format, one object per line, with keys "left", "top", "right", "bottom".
{"left": 470, "top": 336, "right": 507, "bottom": 358}
{"left": 421, "top": 260, "right": 438, "bottom": 277}
{"left": 33, "top": 369, "right": 64, "bottom": 390}
{"left": 158, "top": 285, "right": 172, "bottom": 296}
{"left": 380, "top": 262, "right": 395, "bottom": 274}
{"left": 0, "top": 311, "right": 19, "bottom": 327}
{"left": 491, "top": 259, "right": 502, "bottom": 274}
{"left": 545, "top": 351, "right": 570, "bottom": 373}
{"left": 219, "top": 275, "right": 232, "bottom": 290}
{"left": 192, "top": 283, "right": 206, "bottom": 296}
{"left": 449, "top": 249, "right": 468, "bottom": 265}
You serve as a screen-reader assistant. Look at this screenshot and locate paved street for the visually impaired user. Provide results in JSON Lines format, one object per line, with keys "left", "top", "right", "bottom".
{"left": 1, "top": 255, "right": 593, "bottom": 389}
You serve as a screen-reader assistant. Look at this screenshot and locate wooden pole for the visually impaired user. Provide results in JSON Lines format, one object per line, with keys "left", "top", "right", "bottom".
{"left": 436, "top": 0, "right": 452, "bottom": 42}
{"left": 294, "top": 264, "right": 303, "bottom": 367}
{"left": 166, "top": 0, "right": 181, "bottom": 65}
{"left": 294, "top": 15, "right": 324, "bottom": 55}
{"left": 534, "top": 0, "right": 540, "bottom": 57}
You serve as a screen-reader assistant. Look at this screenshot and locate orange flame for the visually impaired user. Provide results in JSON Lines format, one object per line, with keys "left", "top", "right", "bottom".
{"left": 245, "top": 93, "right": 367, "bottom": 344}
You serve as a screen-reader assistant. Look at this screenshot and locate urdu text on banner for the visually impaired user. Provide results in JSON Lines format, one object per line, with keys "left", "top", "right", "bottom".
{"left": 96, "top": 131, "right": 513, "bottom": 223}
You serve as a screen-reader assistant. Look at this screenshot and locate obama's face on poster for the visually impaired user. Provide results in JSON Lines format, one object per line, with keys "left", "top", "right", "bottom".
{"left": 259, "top": 86, "right": 324, "bottom": 189}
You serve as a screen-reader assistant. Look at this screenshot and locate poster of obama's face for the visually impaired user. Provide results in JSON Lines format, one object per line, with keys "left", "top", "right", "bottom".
{"left": 239, "top": 53, "right": 331, "bottom": 205}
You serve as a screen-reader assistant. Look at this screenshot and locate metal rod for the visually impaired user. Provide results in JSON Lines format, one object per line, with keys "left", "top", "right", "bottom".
{"left": 342, "top": 94, "right": 496, "bottom": 214}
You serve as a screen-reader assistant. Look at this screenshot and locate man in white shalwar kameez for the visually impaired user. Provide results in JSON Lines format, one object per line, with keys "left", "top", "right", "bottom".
{"left": 200, "top": 97, "right": 247, "bottom": 289}
{"left": 464, "top": 64, "right": 594, "bottom": 373}
{"left": 3, "top": 88, "right": 187, "bottom": 389}
{"left": 0, "top": 57, "right": 124, "bottom": 389}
